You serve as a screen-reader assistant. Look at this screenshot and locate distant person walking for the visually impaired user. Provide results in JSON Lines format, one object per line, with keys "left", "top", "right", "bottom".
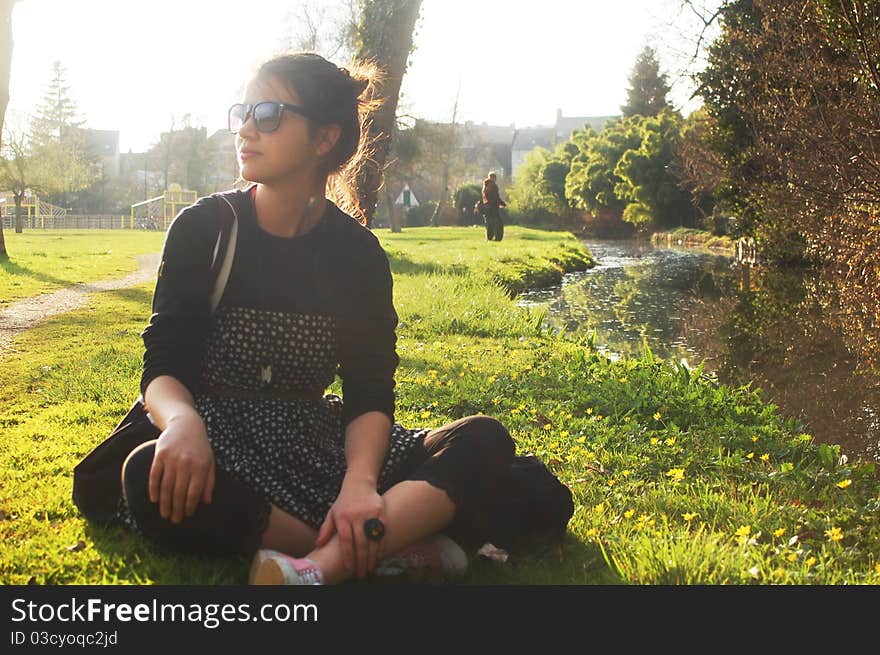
{"left": 481, "top": 172, "right": 506, "bottom": 241}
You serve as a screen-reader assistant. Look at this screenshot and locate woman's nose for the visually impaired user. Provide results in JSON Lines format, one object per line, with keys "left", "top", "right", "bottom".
{"left": 237, "top": 111, "right": 259, "bottom": 139}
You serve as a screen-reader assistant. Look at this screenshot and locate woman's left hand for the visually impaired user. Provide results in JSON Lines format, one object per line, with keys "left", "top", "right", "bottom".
{"left": 316, "top": 477, "right": 385, "bottom": 579}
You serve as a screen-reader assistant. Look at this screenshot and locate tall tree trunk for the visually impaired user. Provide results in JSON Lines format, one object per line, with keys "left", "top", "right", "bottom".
{"left": 355, "top": 0, "right": 422, "bottom": 228}
{"left": 385, "top": 185, "right": 402, "bottom": 233}
{"left": 430, "top": 81, "right": 459, "bottom": 227}
{"left": 14, "top": 193, "right": 23, "bottom": 233}
{"left": 0, "top": 0, "right": 18, "bottom": 258}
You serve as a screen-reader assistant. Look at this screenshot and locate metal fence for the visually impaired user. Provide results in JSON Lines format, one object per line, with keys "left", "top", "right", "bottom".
{"left": 1, "top": 215, "right": 161, "bottom": 230}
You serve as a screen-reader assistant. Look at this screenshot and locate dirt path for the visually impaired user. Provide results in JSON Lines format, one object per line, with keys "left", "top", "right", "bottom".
{"left": 0, "top": 252, "right": 160, "bottom": 360}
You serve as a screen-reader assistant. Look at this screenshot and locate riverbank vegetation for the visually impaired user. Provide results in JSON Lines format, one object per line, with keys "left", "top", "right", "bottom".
{"left": 505, "top": 2, "right": 879, "bottom": 370}
{"left": 1, "top": 229, "right": 877, "bottom": 585}
{"left": 650, "top": 228, "right": 736, "bottom": 254}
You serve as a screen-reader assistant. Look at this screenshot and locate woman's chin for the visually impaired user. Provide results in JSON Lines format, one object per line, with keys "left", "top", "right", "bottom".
{"left": 238, "top": 165, "right": 265, "bottom": 184}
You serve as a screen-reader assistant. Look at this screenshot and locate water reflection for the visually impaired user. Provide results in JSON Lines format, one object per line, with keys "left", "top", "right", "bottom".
{"left": 517, "top": 239, "right": 880, "bottom": 463}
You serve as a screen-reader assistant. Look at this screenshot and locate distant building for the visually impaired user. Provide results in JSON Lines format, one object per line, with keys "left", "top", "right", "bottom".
{"left": 394, "top": 183, "right": 420, "bottom": 208}
{"left": 510, "top": 109, "right": 618, "bottom": 179}
{"left": 511, "top": 126, "right": 555, "bottom": 180}
{"left": 76, "top": 128, "right": 121, "bottom": 178}
{"left": 206, "top": 129, "right": 239, "bottom": 192}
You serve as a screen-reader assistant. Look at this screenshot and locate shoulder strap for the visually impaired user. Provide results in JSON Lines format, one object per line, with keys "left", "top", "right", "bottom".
{"left": 208, "top": 193, "right": 239, "bottom": 313}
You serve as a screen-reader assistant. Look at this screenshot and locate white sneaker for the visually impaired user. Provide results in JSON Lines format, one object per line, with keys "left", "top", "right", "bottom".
{"left": 374, "top": 534, "right": 468, "bottom": 577}
{"left": 249, "top": 549, "right": 324, "bottom": 585}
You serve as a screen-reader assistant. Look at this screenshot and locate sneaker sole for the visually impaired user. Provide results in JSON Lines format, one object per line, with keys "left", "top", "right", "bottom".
{"left": 249, "top": 554, "right": 285, "bottom": 585}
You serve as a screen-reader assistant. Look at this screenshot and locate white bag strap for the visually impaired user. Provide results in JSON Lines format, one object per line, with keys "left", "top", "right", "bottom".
{"left": 139, "top": 194, "right": 238, "bottom": 412}
{"left": 209, "top": 194, "right": 238, "bottom": 313}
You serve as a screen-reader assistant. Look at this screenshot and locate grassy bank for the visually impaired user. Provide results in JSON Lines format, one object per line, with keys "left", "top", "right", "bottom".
{"left": 0, "top": 226, "right": 877, "bottom": 585}
{"left": 0, "top": 230, "right": 167, "bottom": 307}
{"left": 651, "top": 228, "right": 736, "bottom": 254}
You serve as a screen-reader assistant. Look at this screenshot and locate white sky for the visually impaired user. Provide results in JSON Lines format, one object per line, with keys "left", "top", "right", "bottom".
{"left": 7, "top": 0, "right": 716, "bottom": 153}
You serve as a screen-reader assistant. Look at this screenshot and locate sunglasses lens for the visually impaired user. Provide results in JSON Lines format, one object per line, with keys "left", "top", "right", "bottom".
{"left": 253, "top": 103, "right": 282, "bottom": 132}
{"left": 228, "top": 104, "right": 247, "bottom": 133}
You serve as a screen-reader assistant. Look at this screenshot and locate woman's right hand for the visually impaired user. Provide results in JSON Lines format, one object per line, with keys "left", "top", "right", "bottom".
{"left": 148, "top": 412, "right": 216, "bottom": 524}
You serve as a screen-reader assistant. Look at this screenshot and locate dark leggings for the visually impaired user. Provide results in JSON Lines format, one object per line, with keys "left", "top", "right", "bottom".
{"left": 121, "top": 415, "right": 516, "bottom": 558}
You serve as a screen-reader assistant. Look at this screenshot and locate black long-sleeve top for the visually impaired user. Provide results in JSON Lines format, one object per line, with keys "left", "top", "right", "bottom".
{"left": 139, "top": 186, "right": 399, "bottom": 428}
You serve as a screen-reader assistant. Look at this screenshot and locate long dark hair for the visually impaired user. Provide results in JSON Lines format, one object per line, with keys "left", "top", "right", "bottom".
{"left": 250, "top": 52, "right": 382, "bottom": 224}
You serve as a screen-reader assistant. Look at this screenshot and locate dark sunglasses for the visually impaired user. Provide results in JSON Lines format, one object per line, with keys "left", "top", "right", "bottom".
{"left": 228, "top": 102, "right": 311, "bottom": 134}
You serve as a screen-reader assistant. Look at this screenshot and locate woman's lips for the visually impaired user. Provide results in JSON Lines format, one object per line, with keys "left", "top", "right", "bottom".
{"left": 239, "top": 150, "right": 260, "bottom": 160}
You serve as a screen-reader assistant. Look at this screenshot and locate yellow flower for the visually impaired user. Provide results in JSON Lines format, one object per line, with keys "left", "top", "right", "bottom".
{"left": 492, "top": 396, "right": 501, "bottom": 406}
{"left": 560, "top": 430, "right": 570, "bottom": 438}
{"left": 786, "top": 552, "right": 798, "bottom": 563}
{"left": 653, "top": 412, "right": 662, "bottom": 421}
{"left": 585, "top": 528, "right": 599, "bottom": 538}
{"left": 511, "top": 372, "right": 518, "bottom": 380}
{"left": 734, "top": 525, "right": 751, "bottom": 545}
{"left": 623, "top": 416, "right": 631, "bottom": 423}
{"left": 576, "top": 436, "right": 587, "bottom": 444}
{"left": 666, "top": 468, "right": 685, "bottom": 483}
{"left": 487, "top": 375, "right": 496, "bottom": 384}
{"left": 747, "top": 452, "right": 755, "bottom": 460}
{"left": 586, "top": 408, "right": 593, "bottom": 415}
{"left": 624, "top": 509, "right": 635, "bottom": 519}
{"left": 751, "top": 436, "right": 759, "bottom": 443}
{"left": 836, "top": 479, "right": 852, "bottom": 489}
{"left": 510, "top": 408, "right": 521, "bottom": 415}
{"left": 665, "top": 437, "right": 676, "bottom": 446}
{"left": 420, "top": 410, "right": 431, "bottom": 419}
{"left": 607, "top": 479, "right": 617, "bottom": 487}
{"left": 593, "top": 503, "right": 605, "bottom": 515}
{"left": 542, "top": 423, "right": 552, "bottom": 431}
{"left": 805, "top": 557, "right": 816, "bottom": 567}
{"left": 773, "top": 528, "right": 785, "bottom": 538}
{"left": 431, "top": 401, "right": 438, "bottom": 408}
{"left": 825, "top": 527, "right": 843, "bottom": 542}
{"left": 760, "top": 453, "right": 770, "bottom": 462}
{"left": 683, "top": 512, "right": 698, "bottom": 521}
{"left": 621, "top": 469, "right": 631, "bottom": 477}
{"left": 650, "top": 437, "right": 660, "bottom": 446}
{"left": 619, "top": 377, "right": 628, "bottom": 383}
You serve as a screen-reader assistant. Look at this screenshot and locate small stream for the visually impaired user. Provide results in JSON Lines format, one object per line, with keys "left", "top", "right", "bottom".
{"left": 517, "top": 239, "right": 880, "bottom": 464}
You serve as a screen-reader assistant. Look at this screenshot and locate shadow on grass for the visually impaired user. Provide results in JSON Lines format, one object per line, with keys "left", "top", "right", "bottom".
{"left": 100, "top": 286, "right": 154, "bottom": 307}
{"left": 386, "top": 249, "right": 468, "bottom": 277}
{"left": 85, "top": 523, "right": 615, "bottom": 585}
{"left": 85, "top": 522, "right": 249, "bottom": 585}
{"left": 0, "top": 258, "right": 83, "bottom": 289}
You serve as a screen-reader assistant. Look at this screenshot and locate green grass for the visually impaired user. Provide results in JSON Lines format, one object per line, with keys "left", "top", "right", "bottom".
{"left": 0, "top": 226, "right": 878, "bottom": 585}
{"left": 0, "top": 229, "right": 167, "bottom": 306}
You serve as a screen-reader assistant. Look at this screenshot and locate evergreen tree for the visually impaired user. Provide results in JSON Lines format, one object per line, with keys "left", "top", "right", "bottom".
{"left": 621, "top": 46, "right": 672, "bottom": 118}
{"left": 26, "top": 61, "right": 97, "bottom": 207}
{"left": 29, "top": 61, "right": 84, "bottom": 146}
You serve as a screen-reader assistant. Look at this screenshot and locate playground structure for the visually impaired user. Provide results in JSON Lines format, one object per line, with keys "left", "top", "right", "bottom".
{"left": 130, "top": 184, "right": 197, "bottom": 230}
{"left": 0, "top": 191, "right": 66, "bottom": 229}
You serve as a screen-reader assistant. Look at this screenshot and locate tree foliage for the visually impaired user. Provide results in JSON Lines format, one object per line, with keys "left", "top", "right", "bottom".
{"left": 683, "top": 0, "right": 880, "bottom": 367}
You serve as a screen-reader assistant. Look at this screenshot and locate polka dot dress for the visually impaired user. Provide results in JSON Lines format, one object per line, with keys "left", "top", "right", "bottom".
{"left": 119, "top": 304, "right": 429, "bottom": 533}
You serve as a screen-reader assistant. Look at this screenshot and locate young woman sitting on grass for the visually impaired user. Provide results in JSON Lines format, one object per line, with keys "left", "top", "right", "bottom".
{"left": 115, "top": 52, "right": 518, "bottom": 585}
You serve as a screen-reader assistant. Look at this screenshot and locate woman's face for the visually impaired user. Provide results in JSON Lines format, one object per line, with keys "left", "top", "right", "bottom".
{"left": 235, "top": 75, "right": 331, "bottom": 185}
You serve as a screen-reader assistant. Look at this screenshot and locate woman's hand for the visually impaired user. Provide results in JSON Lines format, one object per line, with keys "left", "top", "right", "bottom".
{"left": 315, "top": 477, "right": 385, "bottom": 579}
{"left": 148, "top": 412, "right": 215, "bottom": 524}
